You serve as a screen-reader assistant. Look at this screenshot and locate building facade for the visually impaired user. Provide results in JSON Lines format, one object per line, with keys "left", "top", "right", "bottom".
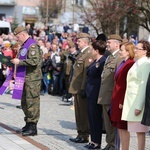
{"left": 0, "top": 0, "right": 40, "bottom": 27}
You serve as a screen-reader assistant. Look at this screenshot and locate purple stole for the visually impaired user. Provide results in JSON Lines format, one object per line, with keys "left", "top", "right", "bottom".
{"left": 0, "top": 38, "right": 36, "bottom": 100}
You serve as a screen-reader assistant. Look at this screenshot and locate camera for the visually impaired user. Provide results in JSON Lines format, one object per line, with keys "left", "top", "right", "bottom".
{"left": 68, "top": 51, "right": 80, "bottom": 64}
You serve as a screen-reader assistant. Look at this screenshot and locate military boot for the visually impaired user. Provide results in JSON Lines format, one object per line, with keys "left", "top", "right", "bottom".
{"left": 22, "top": 122, "right": 37, "bottom": 136}
{"left": 16, "top": 122, "right": 30, "bottom": 133}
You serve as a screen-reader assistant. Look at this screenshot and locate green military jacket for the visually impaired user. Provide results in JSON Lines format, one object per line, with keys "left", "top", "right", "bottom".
{"left": 19, "top": 44, "right": 42, "bottom": 82}
{"left": 69, "top": 47, "right": 94, "bottom": 94}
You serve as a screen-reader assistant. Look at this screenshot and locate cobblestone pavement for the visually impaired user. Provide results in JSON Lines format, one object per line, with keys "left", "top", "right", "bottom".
{"left": 0, "top": 94, "right": 150, "bottom": 150}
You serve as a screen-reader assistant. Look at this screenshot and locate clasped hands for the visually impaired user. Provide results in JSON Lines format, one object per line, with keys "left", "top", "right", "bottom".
{"left": 11, "top": 58, "right": 20, "bottom": 65}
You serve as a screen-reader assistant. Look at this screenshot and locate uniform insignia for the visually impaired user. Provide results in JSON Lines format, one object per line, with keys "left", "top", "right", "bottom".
{"left": 20, "top": 48, "right": 27, "bottom": 56}
{"left": 78, "top": 57, "right": 83, "bottom": 61}
{"left": 31, "top": 51, "right": 35, "bottom": 55}
{"left": 95, "top": 62, "right": 100, "bottom": 68}
{"left": 77, "top": 64, "right": 80, "bottom": 67}
{"left": 31, "top": 45, "right": 36, "bottom": 48}
{"left": 89, "top": 58, "right": 92, "bottom": 62}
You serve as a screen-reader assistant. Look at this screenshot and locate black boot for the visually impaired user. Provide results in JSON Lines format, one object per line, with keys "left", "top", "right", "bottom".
{"left": 22, "top": 122, "right": 30, "bottom": 132}
{"left": 22, "top": 122, "right": 37, "bottom": 136}
{"left": 16, "top": 122, "right": 30, "bottom": 133}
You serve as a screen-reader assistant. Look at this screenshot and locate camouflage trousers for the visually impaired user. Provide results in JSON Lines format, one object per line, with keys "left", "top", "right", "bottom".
{"left": 21, "top": 80, "right": 41, "bottom": 123}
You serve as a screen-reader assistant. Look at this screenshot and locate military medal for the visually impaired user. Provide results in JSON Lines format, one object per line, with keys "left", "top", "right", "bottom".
{"left": 95, "top": 62, "right": 100, "bottom": 68}
{"left": 89, "top": 58, "right": 92, "bottom": 62}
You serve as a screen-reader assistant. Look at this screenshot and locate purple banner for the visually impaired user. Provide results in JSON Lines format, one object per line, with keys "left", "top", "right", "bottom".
{"left": 12, "top": 38, "right": 36, "bottom": 100}
{"left": 0, "top": 72, "right": 13, "bottom": 95}
{"left": 12, "top": 77, "right": 25, "bottom": 99}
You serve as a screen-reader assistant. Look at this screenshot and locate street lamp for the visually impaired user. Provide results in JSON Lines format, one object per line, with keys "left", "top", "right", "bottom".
{"left": 46, "top": 0, "right": 49, "bottom": 25}
{"left": 72, "top": 0, "right": 75, "bottom": 29}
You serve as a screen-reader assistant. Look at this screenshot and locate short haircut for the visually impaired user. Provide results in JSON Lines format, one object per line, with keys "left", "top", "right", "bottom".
{"left": 138, "top": 40, "right": 150, "bottom": 57}
{"left": 91, "top": 40, "right": 106, "bottom": 55}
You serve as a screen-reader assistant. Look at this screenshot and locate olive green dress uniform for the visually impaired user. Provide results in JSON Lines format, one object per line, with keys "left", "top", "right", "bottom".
{"left": 97, "top": 34, "right": 122, "bottom": 150}
{"left": 69, "top": 46, "right": 94, "bottom": 140}
{"left": 19, "top": 44, "right": 42, "bottom": 123}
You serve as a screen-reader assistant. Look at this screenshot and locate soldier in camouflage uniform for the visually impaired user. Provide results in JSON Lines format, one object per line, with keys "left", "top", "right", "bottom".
{"left": 11, "top": 26, "right": 42, "bottom": 136}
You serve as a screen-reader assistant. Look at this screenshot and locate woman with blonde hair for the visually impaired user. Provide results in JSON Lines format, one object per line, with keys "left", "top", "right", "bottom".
{"left": 111, "top": 42, "right": 135, "bottom": 150}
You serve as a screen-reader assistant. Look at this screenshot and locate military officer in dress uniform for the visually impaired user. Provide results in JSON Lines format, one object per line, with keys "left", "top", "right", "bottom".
{"left": 11, "top": 26, "right": 42, "bottom": 136}
{"left": 69, "top": 33, "right": 94, "bottom": 143}
{"left": 97, "top": 34, "right": 122, "bottom": 150}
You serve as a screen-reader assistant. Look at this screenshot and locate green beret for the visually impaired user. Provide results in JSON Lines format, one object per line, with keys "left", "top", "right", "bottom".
{"left": 14, "top": 26, "right": 27, "bottom": 35}
{"left": 76, "top": 32, "right": 90, "bottom": 39}
{"left": 108, "top": 34, "right": 122, "bottom": 42}
{"left": 67, "top": 40, "right": 75, "bottom": 48}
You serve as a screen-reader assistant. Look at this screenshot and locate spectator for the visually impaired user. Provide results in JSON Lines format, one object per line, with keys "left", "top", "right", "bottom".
{"left": 73, "top": 21, "right": 79, "bottom": 33}
{"left": 51, "top": 44, "right": 61, "bottom": 95}
{"left": 2, "top": 40, "right": 13, "bottom": 58}
{"left": 63, "top": 23, "right": 70, "bottom": 33}
{"left": 26, "top": 24, "right": 33, "bottom": 37}
{"left": 41, "top": 53, "right": 52, "bottom": 95}
{"left": 82, "top": 24, "right": 89, "bottom": 34}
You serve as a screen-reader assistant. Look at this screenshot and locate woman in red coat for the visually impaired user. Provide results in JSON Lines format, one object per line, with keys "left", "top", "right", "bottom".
{"left": 110, "top": 42, "right": 135, "bottom": 150}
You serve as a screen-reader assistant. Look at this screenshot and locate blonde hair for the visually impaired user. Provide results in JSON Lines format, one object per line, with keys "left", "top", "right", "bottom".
{"left": 3, "top": 41, "right": 11, "bottom": 48}
{"left": 120, "top": 42, "right": 135, "bottom": 59}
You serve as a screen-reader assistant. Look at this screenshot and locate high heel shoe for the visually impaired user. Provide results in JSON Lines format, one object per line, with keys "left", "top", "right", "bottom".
{"left": 84, "top": 143, "right": 92, "bottom": 148}
{"left": 84, "top": 143, "right": 100, "bottom": 149}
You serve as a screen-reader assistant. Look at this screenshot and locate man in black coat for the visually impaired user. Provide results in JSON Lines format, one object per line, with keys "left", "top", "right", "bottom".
{"left": 141, "top": 72, "right": 150, "bottom": 126}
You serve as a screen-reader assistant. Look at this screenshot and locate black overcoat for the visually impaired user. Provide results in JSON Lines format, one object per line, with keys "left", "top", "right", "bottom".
{"left": 141, "top": 72, "right": 150, "bottom": 126}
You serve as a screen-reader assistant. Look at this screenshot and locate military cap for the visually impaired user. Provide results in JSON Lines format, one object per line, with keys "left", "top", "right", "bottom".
{"left": 76, "top": 32, "right": 90, "bottom": 39}
{"left": 68, "top": 40, "right": 75, "bottom": 48}
{"left": 14, "top": 26, "right": 27, "bottom": 35}
{"left": 108, "top": 34, "right": 122, "bottom": 42}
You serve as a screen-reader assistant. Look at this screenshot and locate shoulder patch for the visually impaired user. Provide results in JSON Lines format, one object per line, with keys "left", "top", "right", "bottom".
{"left": 31, "top": 51, "right": 36, "bottom": 55}
{"left": 20, "top": 48, "right": 27, "bottom": 56}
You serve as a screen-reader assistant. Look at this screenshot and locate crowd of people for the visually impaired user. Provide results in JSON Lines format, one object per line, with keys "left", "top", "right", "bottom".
{"left": 0, "top": 23, "right": 150, "bottom": 150}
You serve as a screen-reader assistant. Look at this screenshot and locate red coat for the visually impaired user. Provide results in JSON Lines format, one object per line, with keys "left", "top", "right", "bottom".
{"left": 110, "top": 59, "right": 134, "bottom": 129}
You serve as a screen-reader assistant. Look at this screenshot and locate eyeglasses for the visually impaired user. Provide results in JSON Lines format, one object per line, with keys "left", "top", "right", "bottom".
{"left": 134, "top": 47, "right": 144, "bottom": 51}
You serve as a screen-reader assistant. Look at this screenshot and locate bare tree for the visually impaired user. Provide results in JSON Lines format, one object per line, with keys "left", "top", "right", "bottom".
{"left": 39, "top": 0, "right": 64, "bottom": 24}
{"left": 131, "top": 0, "right": 150, "bottom": 32}
{"left": 78, "top": 0, "right": 150, "bottom": 36}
